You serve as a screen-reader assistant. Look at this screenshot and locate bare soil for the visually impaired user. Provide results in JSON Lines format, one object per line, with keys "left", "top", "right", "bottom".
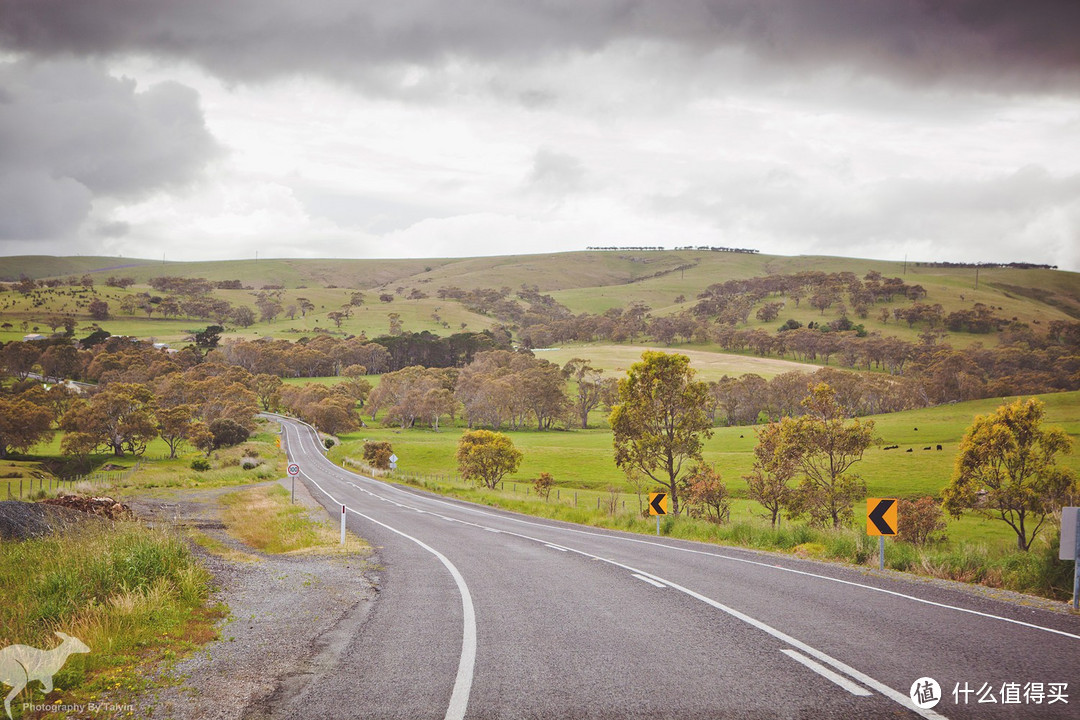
{"left": 124, "top": 479, "right": 378, "bottom": 720}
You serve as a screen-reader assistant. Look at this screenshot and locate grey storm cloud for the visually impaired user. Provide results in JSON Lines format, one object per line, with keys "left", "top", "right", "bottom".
{"left": 0, "top": 59, "right": 219, "bottom": 239}
{"left": 525, "top": 149, "right": 586, "bottom": 196}
{"left": 0, "top": 0, "right": 1077, "bottom": 94}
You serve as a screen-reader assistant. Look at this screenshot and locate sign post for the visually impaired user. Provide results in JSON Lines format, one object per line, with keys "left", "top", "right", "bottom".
{"left": 287, "top": 463, "right": 300, "bottom": 504}
{"left": 341, "top": 504, "right": 347, "bottom": 546}
{"left": 867, "top": 498, "right": 898, "bottom": 570}
{"left": 649, "top": 492, "right": 668, "bottom": 535}
{"left": 1059, "top": 507, "right": 1079, "bottom": 609}
{"left": 389, "top": 453, "right": 398, "bottom": 471}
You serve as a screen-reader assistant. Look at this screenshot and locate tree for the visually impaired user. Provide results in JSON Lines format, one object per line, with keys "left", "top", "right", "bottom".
{"left": 88, "top": 299, "right": 110, "bottom": 320}
{"left": 157, "top": 404, "right": 197, "bottom": 459}
{"left": 253, "top": 373, "right": 284, "bottom": 411}
{"left": 39, "top": 344, "right": 81, "bottom": 381}
{"left": 187, "top": 420, "right": 215, "bottom": 457}
{"left": 610, "top": 351, "right": 713, "bottom": 516}
{"left": 564, "top": 358, "right": 605, "bottom": 429}
{"left": 767, "top": 383, "right": 875, "bottom": 528}
{"left": 230, "top": 306, "right": 256, "bottom": 328}
{"left": 685, "top": 464, "right": 731, "bottom": 523}
{"left": 745, "top": 421, "right": 797, "bottom": 528}
{"left": 195, "top": 325, "right": 223, "bottom": 350}
{"left": 209, "top": 418, "right": 249, "bottom": 449}
{"left": 456, "top": 429, "right": 522, "bottom": 489}
{"left": 60, "top": 383, "right": 157, "bottom": 456}
{"left": 0, "top": 395, "right": 55, "bottom": 458}
{"left": 942, "top": 398, "right": 1076, "bottom": 551}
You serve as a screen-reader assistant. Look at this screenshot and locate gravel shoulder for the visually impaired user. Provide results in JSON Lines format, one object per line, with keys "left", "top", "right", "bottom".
{"left": 127, "top": 477, "right": 379, "bottom": 720}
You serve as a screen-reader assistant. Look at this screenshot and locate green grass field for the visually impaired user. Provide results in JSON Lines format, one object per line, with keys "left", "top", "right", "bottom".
{"left": 324, "top": 390, "right": 1080, "bottom": 554}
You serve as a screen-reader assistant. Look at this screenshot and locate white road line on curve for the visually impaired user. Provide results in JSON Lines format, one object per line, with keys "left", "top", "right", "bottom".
{"left": 631, "top": 573, "right": 667, "bottom": 588}
{"left": 330, "top": 465, "right": 1080, "bottom": 642}
{"left": 780, "top": 649, "right": 872, "bottom": 697}
{"left": 283, "top": 422, "right": 476, "bottom": 720}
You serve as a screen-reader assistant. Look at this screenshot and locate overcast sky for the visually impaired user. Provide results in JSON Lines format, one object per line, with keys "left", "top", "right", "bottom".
{"left": 1, "top": 1, "right": 1078, "bottom": 270}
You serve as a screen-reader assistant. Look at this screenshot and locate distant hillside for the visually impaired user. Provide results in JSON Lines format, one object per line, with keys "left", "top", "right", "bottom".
{"left": 2, "top": 250, "right": 1078, "bottom": 352}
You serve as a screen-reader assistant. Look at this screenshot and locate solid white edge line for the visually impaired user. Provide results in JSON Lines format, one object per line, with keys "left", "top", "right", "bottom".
{"left": 780, "top": 649, "right": 872, "bottom": 697}
{"left": 545, "top": 544, "right": 568, "bottom": 552}
{"left": 282, "top": 421, "right": 476, "bottom": 720}
{"left": 631, "top": 573, "right": 667, "bottom": 588}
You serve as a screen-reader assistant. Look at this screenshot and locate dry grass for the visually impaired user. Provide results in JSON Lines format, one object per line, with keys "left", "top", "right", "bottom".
{"left": 219, "top": 485, "right": 367, "bottom": 555}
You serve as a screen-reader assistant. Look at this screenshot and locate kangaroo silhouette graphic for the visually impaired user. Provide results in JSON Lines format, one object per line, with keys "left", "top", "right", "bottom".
{"left": 0, "top": 632, "right": 90, "bottom": 719}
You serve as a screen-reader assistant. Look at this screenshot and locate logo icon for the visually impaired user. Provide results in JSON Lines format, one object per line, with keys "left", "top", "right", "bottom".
{"left": 1, "top": 632, "right": 90, "bottom": 719}
{"left": 910, "top": 676, "right": 941, "bottom": 709}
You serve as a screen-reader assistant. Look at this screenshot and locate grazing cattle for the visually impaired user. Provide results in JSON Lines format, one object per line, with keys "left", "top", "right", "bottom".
{"left": 936, "top": 445, "right": 943, "bottom": 451}
{"left": 906, "top": 448, "right": 913, "bottom": 452}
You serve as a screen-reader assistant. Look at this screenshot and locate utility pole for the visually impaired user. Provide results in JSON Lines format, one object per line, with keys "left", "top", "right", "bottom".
{"left": 975, "top": 266, "right": 979, "bottom": 290}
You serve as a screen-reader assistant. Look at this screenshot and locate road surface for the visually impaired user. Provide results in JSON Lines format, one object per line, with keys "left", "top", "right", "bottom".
{"left": 270, "top": 415, "right": 1079, "bottom": 719}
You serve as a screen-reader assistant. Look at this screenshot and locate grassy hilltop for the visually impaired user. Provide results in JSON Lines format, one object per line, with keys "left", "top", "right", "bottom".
{"left": 2, "top": 250, "right": 1078, "bottom": 350}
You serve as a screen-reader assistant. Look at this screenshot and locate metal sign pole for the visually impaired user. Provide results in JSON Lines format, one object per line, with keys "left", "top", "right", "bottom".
{"left": 291, "top": 475, "right": 295, "bottom": 505}
{"left": 656, "top": 515, "right": 660, "bottom": 536}
{"left": 1074, "top": 508, "right": 1080, "bottom": 610}
{"left": 879, "top": 536, "right": 885, "bottom": 571}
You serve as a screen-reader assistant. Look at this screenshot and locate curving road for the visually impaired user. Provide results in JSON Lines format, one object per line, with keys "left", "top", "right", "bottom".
{"left": 270, "top": 415, "right": 1079, "bottom": 720}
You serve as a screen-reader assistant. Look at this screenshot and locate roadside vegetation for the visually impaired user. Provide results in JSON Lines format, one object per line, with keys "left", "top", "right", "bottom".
{"left": 219, "top": 484, "right": 366, "bottom": 554}
{"left": 0, "top": 521, "right": 220, "bottom": 717}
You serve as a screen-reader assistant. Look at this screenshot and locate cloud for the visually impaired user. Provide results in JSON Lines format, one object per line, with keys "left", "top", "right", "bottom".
{"left": 650, "top": 165, "right": 1080, "bottom": 268}
{"left": 0, "top": 58, "right": 220, "bottom": 240}
{"left": 1, "top": 1, "right": 1077, "bottom": 96}
{"left": 524, "top": 148, "right": 586, "bottom": 196}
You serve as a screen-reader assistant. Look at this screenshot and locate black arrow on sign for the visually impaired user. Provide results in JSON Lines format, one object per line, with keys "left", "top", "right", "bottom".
{"left": 650, "top": 493, "right": 667, "bottom": 515}
{"left": 868, "top": 498, "right": 896, "bottom": 535}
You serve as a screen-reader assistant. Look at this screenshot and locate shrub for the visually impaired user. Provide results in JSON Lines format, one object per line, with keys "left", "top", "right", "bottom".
{"left": 533, "top": 472, "right": 554, "bottom": 500}
{"left": 242, "top": 460, "right": 257, "bottom": 470}
{"left": 362, "top": 440, "right": 393, "bottom": 470}
{"left": 190, "top": 459, "right": 211, "bottom": 472}
{"left": 323, "top": 437, "right": 336, "bottom": 449}
{"left": 898, "top": 496, "right": 947, "bottom": 546}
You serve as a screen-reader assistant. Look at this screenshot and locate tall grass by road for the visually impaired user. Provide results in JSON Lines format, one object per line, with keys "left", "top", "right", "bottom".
{"left": 0, "top": 522, "right": 218, "bottom": 716}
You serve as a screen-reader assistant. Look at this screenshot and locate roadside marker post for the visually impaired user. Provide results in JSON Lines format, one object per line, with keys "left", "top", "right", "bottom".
{"left": 649, "top": 492, "right": 668, "bottom": 535}
{"left": 341, "top": 504, "right": 347, "bottom": 546}
{"left": 866, "top": 498, "right": 899, "bottom": 570}
{"left": 1059, "top": 507, "right": 1079, "bottom": 609}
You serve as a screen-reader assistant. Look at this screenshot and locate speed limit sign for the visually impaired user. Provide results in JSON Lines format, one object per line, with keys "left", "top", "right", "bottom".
{"left": 287, "top": 463, "right": 300, "bottom": 476}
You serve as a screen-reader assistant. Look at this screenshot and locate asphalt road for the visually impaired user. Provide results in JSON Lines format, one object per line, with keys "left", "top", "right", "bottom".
{"left": 271, "top": 416, "right": 1080, "bottom": 720}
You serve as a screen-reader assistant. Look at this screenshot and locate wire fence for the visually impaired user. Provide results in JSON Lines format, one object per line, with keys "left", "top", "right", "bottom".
{"left": 3, "top": 463, "right": 141, "bottom": 501}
